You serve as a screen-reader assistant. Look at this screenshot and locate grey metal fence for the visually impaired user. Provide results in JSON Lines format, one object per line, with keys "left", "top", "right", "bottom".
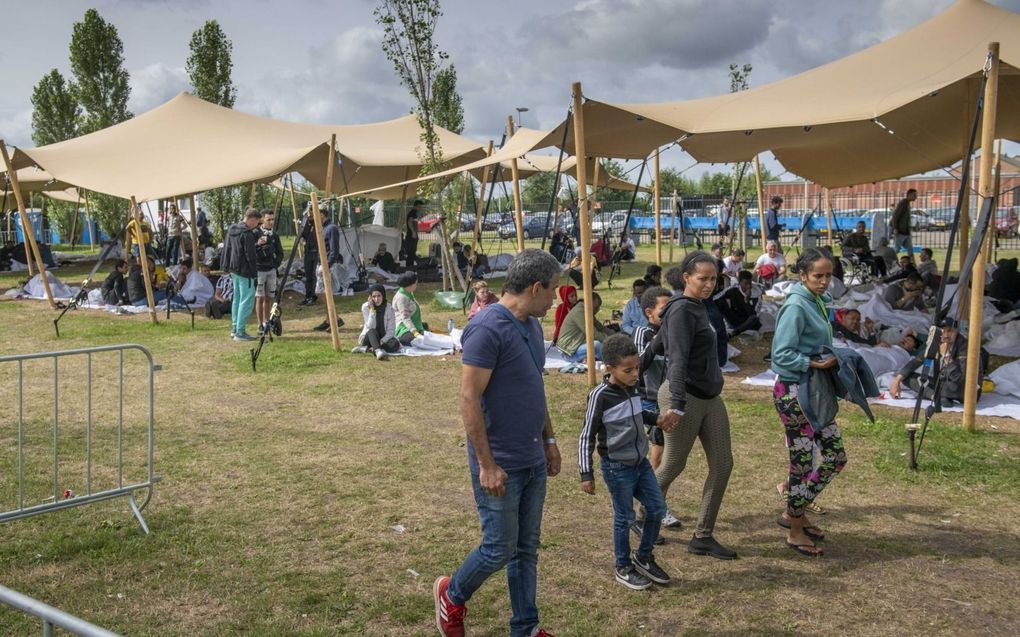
{"left": 0, "top": 585, "right": 122, "bottom": 637}
{"left": 0, "top": 344, "right": 160, "bottom": 535}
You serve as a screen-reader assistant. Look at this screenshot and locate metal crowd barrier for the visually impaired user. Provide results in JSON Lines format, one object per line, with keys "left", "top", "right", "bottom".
{"left": 0, "top": 344, "right": 160, "bottom": 534}
{"left": 0, "top": 584, "right": 122, "bottom": 636}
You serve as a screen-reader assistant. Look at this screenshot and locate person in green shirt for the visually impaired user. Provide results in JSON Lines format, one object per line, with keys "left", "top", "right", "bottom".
{"left": 393, "top": 271, "right": 427, "bottom": 346}
{"left": 557, "top": 292, "right": 610, "bottom": 362}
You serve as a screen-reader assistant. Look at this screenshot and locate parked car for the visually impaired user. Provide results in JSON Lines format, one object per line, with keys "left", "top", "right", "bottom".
{"left": 927, "top": 207, "right": 955, "bottom": 230}
{"left": 910, "top": 208, "right": 931, "bottom": 231}
{"left": 591, "top": 210, "right": 629, "bottom": 235}
{"left": 498, "top": 214, "right": 565, "bottom": 240}
{"left": 417, "top": 213, "right": 443, "bottom": 233}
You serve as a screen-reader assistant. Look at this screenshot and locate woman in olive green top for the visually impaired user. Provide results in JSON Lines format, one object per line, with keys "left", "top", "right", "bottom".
{"left": 393, "top": 271, "right": 427, "bottom": 345}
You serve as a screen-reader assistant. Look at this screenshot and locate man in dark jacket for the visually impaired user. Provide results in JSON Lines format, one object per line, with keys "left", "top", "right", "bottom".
{"left": 299, "top": 205, "right": 319, "bottom": 305}
{"left": 890, "top": 188, "right": 916, "bottom": 258}
{"left": 403, "top": 199, "right": 423, "bottom": 270}
{"left": 888, "top": 318, "right": 987, "bottom": 405}
{"left": 101, "top": 259, "right": 130, "bottom": 305}
{"left": 842, "top": 220, "right": 886, "bottom": 277}
{"left": 254, "top": 210, "right": 285, "bottom": 335}
{"left": 313, "top": 209, "right": 345, "bottom": 332}
{"left": 765, "top": 195, "right": 784, "bottom": 250}
{"left": 126, "top": 256, "right": 165, "bottom": 306}
{"left": 222, "top": 207, "right": 262, "bottom": 340}
{"left": 718, "top": 270, "right": 762, "bottom": 337}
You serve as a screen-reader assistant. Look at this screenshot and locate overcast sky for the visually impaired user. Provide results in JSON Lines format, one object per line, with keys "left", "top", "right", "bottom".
{"left": 2, "top": 0, "right": 1018, "bottom": 180}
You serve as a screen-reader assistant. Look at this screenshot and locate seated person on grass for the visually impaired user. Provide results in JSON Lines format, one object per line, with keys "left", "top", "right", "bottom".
{"left": 205, "top": 272, "right": 233, "bottom": 319}
{"left": 621, "top": 279, "right": 649, "bottom": 336}
{"left": 370, "top": 242, "right": 396, "bottom": 273}
{"left": 101, "top": 259, "right": 130, "bottom": 306}
{"left": 393, "top": 271, "right": 428, "bottom": 346}
{"left": 558, "top": 291, "right": 610, "bottom": 363}
{"left": 722, "top": 248, "right": 744, "bottom": 283}
{"left": 467, "top": 279, "right": 499, "bottom": 320}
{"left": 127, "top": 256, "right": 166, "bottom": 306}
{"left": 717, "top": 270, "right": 762, "bottom": 337}
{"left": 578, "top": 333, "right": 671, "bottom": 591}
{"left": 753, "top": 241, "right": 786, "bottom": 282}
{"left": 888, "top": 318, "right": 988, "bottom": 405}
{"left": 883, "top": 272, "right": 926, "bottom": 312}
{"left": 884, "top": 254, "right": 919, "bottom": 284}
{"left": 352, "top": 284, "right": 400, "bottom": 360}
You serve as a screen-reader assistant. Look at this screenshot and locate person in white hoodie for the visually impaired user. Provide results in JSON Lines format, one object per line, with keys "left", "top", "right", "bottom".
{"left": 352, "top": 284, "right": 399, "bottom": 360}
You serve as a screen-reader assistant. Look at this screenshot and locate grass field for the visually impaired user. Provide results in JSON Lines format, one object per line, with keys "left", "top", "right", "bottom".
{"left": 1, "top": 248, "right": 1019, "bottom": 636}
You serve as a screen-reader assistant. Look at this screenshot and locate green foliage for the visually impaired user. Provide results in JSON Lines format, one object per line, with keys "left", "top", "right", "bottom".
{"left": 68, "top": 8, "right": 132, "bottom": 236}
{"left": 521, "top": 170, "right": 559, "bottom": 208}
{"left": 30, "top": 69, "right": 80, "bottom": 146}
{"left": 431, "top": 64, "right": 464, "bottom": 135}
{"left": 374, "top": 0, "right": 449, "bottom": 182}
{"left": 69, "top": 8, "right": 132, "bottom": 134}
{"left": 593, "top": 159, "right": 631, "bottom": 202}
{"left": 656, "top": 167, "right": 697, "bottom": 198}
{"left": 187, "top": 19, "right": 240, "bottom": 242}
{"left": 186, "top": 20, "right": 237, "bottom": 108}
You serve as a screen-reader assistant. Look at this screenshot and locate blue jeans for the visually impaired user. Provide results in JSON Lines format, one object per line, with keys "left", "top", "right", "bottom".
{"left": 231, "top": 274, "right": 256, "bottom": 335}
{"left": 448, "top": 463, "right": 547, "bottom": 637}
{"left": 601, "top": 458, "right": 666, "bottom": 568}
{"left": 893, "top": 233, "right": 913, "bottom": 256}
{"left": 132, "top": 289, "right": 167, "bottom": 306}
{"left": 563, "top": 341, "right": 602, "bottom": 363}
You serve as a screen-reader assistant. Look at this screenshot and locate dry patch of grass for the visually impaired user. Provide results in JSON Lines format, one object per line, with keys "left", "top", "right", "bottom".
{"left": 1, "top": 258, "right": 1019, "bottom": 636}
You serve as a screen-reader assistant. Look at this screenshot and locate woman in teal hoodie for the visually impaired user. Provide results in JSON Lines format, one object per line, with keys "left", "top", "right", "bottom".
{"left": 770, "top": 248, "right": 847, "bottom": 557}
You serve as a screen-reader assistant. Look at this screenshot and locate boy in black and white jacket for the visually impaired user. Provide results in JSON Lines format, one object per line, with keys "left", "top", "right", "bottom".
{"left": 579, "top": 334, "right": 671, "bottom": 591}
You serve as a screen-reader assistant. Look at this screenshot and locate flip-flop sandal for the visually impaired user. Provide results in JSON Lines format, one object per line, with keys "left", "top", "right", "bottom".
{"left": 805, "top": 501, "right": 827, "bottom": 515}
{"left": 787, "top": 541, "right": 824, "bottom": 557}
{"left": 776, "top": 517, "right": 825, "bottom": 541}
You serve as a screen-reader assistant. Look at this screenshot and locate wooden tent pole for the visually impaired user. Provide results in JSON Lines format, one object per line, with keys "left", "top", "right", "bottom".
{"left": 963, "top": 42, "right": 1000, "bottom": 432}
{"left": 572, "top": 82, "right": 598, "bottom": 387}
{"left": 130, "top": 196, "right": 158, "bottom": 323}
{"left": 396, "top": 165, "right": 411, "bottom": 262}
{"left": 286, "top": 174, "right": 303, "bottom": 258}
{"left": 83, "top": 191, "right": 94, "bottom": 248}
{"left": 654, "top": 149, "right": 662, "bottom": 266}
{"left": 824, "top": 188, "right": 834, "bottom": 244}
{"left": 1, "top": 141, "right": 54, "bottom": 304}
{"left": 669, "top": 189, "right": 677, "bottom": 264}
{"left": 754, "top": 155, "right": 767, "bottom": 251}
{"left": 507, "top": 116, "right": 526, "bottom": 253}
{"left": 471, "top": 141, "right": 495, "bottom": 258}
{"left": 189, "top": 194, "right": 200, "bottom": 267}
{"left": 316, "top": 135, "right": 342, "bottom": 352}
{"left": 959, "top": 78, "right": 976, "bottom": 273}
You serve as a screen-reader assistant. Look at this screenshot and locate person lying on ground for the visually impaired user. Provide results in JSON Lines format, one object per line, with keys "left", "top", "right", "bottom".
{"left": 558, "top": 292, "right": 610, "bottom": 362}
{"left": 579, "top": 333, "right": 671, "bottom": 591}
{"left": 393, "top": 271, "right": 427, "bottom": 346}
{"left": 467, "top": 279, "right": 498, "bottom": 321}
{"left": 717, "top": 270, "right": 762, "bottom": 338}
{"left": 883, "top": 273, "right": 927, "bottom": 312}
{"left": 888, "top": 318, "right": 988, "bottom": 405}
{"left": 621, "top": 279, "right": 649, "bottom": 336}
{"left": 833, "top": 308, "right": 878, "bottom": 346}
{"left": 101, "top": 259, "right": 130, "bottom": 306}
{"left": 352, "top": 284, "right": 400, "bottom": 360}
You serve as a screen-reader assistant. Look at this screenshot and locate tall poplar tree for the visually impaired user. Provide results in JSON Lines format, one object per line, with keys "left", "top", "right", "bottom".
{"left": 30, "top": 69, "right": 82, "bottom": 241}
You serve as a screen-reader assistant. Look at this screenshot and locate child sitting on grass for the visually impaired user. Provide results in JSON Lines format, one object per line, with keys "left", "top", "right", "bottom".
{"left": 578, "top": 333, "right": 671, "bottom": 590}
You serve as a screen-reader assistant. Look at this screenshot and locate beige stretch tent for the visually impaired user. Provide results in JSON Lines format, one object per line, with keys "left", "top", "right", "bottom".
{"left": 543, "top": 0, "right": 1020, "bottom": 188}
{"left": 11, "top": 92, "right": 485, "bottom": 201}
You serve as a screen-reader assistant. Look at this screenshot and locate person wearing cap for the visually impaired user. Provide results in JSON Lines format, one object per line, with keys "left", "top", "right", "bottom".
{"left": 353, "top": 284, "right": 399, "bottom": 360}
{"left": 394, "top": 271, "right": 427, "bottom": 345}
{"left": 888, "top": 318, "right": 987, "bottom": 405}
{"left": 370, "top": 242, "right": 396, "bottom": 273}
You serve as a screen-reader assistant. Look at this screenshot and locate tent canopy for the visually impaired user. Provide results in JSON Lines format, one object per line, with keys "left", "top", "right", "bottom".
{"left": 542, "top": 0, "right": 1020, "bottom": 187}
{"left": 2, "top": 167, "right": 73, "bottom": 200}
{"left": 12, "top": 92, "right": 485, "bottom": 201}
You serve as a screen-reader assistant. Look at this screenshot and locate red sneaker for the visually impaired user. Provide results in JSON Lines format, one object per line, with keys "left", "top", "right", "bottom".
{"left": 433, "top": 575, "right": 466, "bottom": 637}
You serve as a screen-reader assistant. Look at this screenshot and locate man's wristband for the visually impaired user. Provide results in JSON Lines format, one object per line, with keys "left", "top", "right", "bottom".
{"left": 544, "top": 437, "right": 557, "bottom": 446}
{"left": 667, "top": 408, "right": 685, "bottom": 417}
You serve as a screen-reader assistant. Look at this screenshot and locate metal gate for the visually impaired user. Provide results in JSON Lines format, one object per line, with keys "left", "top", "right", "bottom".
{"left": 0, "top": 344, "right": 160, "bottom": 534}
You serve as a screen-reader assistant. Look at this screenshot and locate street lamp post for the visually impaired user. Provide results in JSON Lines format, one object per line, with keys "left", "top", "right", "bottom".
{"left": 515, "top": 107, "right": 529, "bottom": 129}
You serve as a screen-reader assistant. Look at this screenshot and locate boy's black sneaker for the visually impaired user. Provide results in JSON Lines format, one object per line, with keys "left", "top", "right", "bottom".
{"left": 614, "top": 565, "right": 652, "bottom": 591}
{"left": 632, "top": 553, "right": 671, "bottom": 585}
{"left": 630, "top": 521, "right": 665, "bottom": 545}
{"left": 687, "top": 534, "right": 738, "bottom": 560}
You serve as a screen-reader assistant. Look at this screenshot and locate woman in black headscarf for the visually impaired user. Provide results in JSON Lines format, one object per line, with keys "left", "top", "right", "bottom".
{"left": 353, "top": 284, "right": 400, "bottom": 360}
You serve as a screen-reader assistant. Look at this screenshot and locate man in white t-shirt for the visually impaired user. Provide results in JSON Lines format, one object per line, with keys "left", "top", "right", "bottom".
{"left": 753, "top": 241, "right": 786, "bottom": 281}
{"left": 722, "top": 248, "right": 744, "bottom": 282}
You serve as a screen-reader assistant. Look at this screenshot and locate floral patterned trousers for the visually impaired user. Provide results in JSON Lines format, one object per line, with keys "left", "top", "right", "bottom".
{"left": 773, "top": 379, "right": 848, "bottom": 517}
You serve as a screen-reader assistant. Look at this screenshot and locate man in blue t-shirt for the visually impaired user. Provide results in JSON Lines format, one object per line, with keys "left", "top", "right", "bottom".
{"left": 434, "top": 249, "right": 563, "bottom": 637}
